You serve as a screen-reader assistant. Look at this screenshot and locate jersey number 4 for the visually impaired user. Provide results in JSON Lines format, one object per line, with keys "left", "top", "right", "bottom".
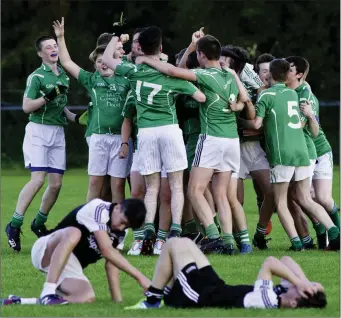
{"left": 136, "top": 81, "right": 162, "bottom": 105}
{"left": 287, "top": 101, "right": 301, "bottom": 129}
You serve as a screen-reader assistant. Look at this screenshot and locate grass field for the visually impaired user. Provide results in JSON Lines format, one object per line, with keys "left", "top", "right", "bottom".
{"left": 1, "top": 168, "right": 340, "bottom": 317}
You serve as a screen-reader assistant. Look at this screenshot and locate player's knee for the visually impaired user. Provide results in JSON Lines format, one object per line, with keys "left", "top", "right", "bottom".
{"left": 315, "top": 194, "right": 332, "bottom": 210}
{"left": 82, "top": 291, "right": 95, "bottom": 303}
{"left": 48, "top": 180, "right": 62, "bottom": 192}
{"left": 187, "top": 185, "right": 204, "bottom": 201}
{"left": 65, "top": 227, "right": 82, "bottom": 244}
{"left": 31, "top": 176, "right": 45, "bottom": 189}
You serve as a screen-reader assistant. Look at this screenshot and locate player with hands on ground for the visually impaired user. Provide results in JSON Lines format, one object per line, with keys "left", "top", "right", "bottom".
{"left": 52, "top": 17, "right": 133, "bottom": 205}
{"left": 2, "top": 198, "right": 150, "bottom": 305}
{"left": 126, "top": 237, "right": 326, "bottom": 310}
{"left": 5, "top": 33, "right": 70, "bottom": 251}
{"left": 136, "top": 28, "right": 249, "bottom": 254}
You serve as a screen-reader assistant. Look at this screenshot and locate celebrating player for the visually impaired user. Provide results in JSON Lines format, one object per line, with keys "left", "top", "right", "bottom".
{"left": 52, "top": 18, "right": 133, "bottom": 204}
{"left": 5, "top": 35, "right": 69, "bottom": 251}
{"left": 126, "top": 237, "right": 326, "bottom": 309}
{"left": 2, "top": 198, "right": 150, "bottom": 305}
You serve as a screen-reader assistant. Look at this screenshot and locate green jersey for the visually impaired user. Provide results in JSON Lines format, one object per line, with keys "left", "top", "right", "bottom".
{"left": 309, "top": 89, "right": 332, "bottom": 157}
{"left": 24, "top": 63, "right": 69, "bottom": 126}
{"left": 182, "top": 96, "right": 201, "bottom": 141}
{"left": 296, "top": 83, "right": 317, "bottom": 159}
{"left": 78, "top": 69, "right": 130, "bottom": 135}
{"left": 121, "top": 91, "right": 138, "bottom": 150}
{"left": 256, "top": 83, "right": 310, "bottom": 167}
{"left": 115, "top": 62, "right": 198, "bottom": 129}
{"left": 85, "top": 102, "right": 93, "bottom": 137}
{"left": 192, "top": 68, "right": 239, "bottom": 138}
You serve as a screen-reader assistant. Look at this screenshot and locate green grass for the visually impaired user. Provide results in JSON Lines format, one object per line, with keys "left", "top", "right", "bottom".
{"left": 1, "top": 168, "right": 340, "bottom": 317}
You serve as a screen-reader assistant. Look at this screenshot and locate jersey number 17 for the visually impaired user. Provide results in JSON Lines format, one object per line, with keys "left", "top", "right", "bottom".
{"left": 136, "top": 80, "right": 162, "bottom": 105}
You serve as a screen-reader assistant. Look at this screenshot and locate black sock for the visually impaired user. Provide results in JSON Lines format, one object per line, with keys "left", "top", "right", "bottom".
{"left": 145, "top": 286, "right": 164, "bottom": 304}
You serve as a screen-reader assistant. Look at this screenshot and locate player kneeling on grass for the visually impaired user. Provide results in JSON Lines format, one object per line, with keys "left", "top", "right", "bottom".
{"left": 3, "top": 198, "right": 150, "bottom": 305}
{"left": 126, "top": 237, "right": 326, "bottom": 309}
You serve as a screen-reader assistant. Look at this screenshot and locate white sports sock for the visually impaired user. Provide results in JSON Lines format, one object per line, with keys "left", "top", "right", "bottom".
{"left": 40, "top": 282, "right": 57, "bottom": 299}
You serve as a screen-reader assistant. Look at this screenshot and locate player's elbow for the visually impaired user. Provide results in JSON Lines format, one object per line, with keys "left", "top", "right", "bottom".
{"left": 22, "top": 102, "right": 32, "bottom": 113}
{"left": 264, "top": 256, "right": 278, "bottom": 266}
{"left": 101, "top": 246, "right": 115, "bottom": 260}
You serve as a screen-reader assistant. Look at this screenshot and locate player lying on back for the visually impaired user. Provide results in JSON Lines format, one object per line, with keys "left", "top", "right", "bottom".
{"left": 126, "top": 237, "right": 326, "bottom": 309}
{"left": 2, "top": 198, "right": 150, "bottom": 305}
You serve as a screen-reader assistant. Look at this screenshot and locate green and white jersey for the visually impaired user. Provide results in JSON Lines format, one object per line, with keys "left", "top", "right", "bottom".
{"left": 115, "top": 62, "right": 198, "bottom": 129}
{"left": 78, "top": 69, "right": 130, "bottom": 135}
{"left": 182, "top": 96, "right": 201, "bottom": 141}
{"left": 308, "top": 88, "right": 332, "bottom": 157}
{"left": 296, "top": 83, "right": 317, "bottom": 160}
{"left": 24, "top": 63, "right": 69, "bottom": 126}
{"left": 121, "top": 91, "right": 138, "bottom": 150}
{"left": 256, "top": 83, "right": 310, "bottom": 167}
{"left": 192, "top": 68, "right": 239, "bottom": 138}
{"left": 85, "top": 102, "right": 93, "bottom": 137}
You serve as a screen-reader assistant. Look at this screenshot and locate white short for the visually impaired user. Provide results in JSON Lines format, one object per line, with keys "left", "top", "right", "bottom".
{"left": 131, "top": 151, "right": 167, "bottom": 178}
{"left": 313, "top": 151, "right": 333, "bottom": 180}
{"left": 192, "top": 134, "right": 240, "bottom": 173}
{"left": 270, "top": 165, "right": 311, "bottom": 183}
{"left": 23, "top": 122, "right": 66, "bottom": 173}
{"left": 31, "top": 234, "right": 89, "bottom": 287}
{"left": 309, "top": 159, "right": 317, "bottom": 186}
{"left": 88, "top": 134, "right": 133, "bottom": 178}
{"left": 86, "top": 136, "right": 91, "bottom": 146}
{"left": 137, "top": 124, "right": 187, "bottom": 175}
{"left": 239, "top": 141, "right": 269, "bottom": 179}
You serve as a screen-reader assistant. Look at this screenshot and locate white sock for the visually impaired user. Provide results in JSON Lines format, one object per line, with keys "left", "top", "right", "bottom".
{"left": 21, "top": 298, "right": 39, "bottom": 305}
{"left": 40, "top": 282, "right": 57, "bottom": 299}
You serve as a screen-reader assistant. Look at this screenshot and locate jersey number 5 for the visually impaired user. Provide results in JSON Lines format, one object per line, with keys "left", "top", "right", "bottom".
{"left": 287, "top": 101, "right": 301, "bottom": 129}
{"left": 136, "top": 81, "right": 162, "bottom": 105}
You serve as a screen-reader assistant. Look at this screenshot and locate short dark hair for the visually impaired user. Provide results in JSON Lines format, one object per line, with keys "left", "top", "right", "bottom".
{"left": 269, "top": 59, "right": 290, "bottom": 82}
{"left": 285, "top": 56, "right": 309, "bottom": 81}
{"left": 175, "top": 48, "right": 187, "bottom": 62}
{"left": 96, "top": 33, "right": 113, "bottom": 47}
{"left": 255, "top": 53, "right": 275, "bottom": 73}
{"left": 138, "top": 26, "right": 162, "bottom": 55}
{"left": 133, "top": 27, "right": 146, "bottom": 37}
{"left": 89, "top": 45, "right": 107, "bottom": 63}
{"left": 119, "top": 198, "right": 146, "bottom": 230}
{"left": 196, "top": 35, "right": 221, "bottom": 61}
{"left": 35, "top": 35, "right": 55, "bottom": 51}
{"left": 296, "top": 291, "right": 327, "bottom": 308}
{"left": 221, "top": 45, "right": 248, "bottom": 74}
{"left": 186, "top": 51, "right": 200, "bottom": 69}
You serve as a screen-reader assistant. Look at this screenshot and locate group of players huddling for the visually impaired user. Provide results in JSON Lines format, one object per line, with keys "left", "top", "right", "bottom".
{"left": 2, "top": 15, "right": 338, "bottom": 310}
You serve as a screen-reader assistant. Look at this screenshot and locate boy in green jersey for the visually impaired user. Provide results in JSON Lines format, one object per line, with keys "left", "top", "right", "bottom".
{"left": 243, "top": 59, "right": 339, "bottom": 251}
{"left": 102, "top": 26, "right": 206, "bottom": 254}
{"left": 5, "top": 35, "right": 70, "bottom": 252}
{"left": 136, "top": 29, "right": 250, "bottom": 254}
{"left": 286, "top": 56, "right": 339, "bottom": 248}
{"left": 53, "top": 18, "right": 133, "bottom": 205}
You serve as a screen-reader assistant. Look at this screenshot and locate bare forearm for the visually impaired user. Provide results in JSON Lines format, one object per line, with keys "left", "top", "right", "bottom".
{"left": 234, "top": 75, "right": 249, "bottom": 103}
{"left": 56, "top": 36, "right": 72, "bottom": 64}
{"left": 64, "top": 107, "right": 76, "bottom": 122}
{"left": 178, "top": 42, "right": 196, "bottom": 69}
{"left": 102, "top": 37, "right": 121, "bottom": 70}
{"left": 307, "top": 116, "right": 319, "bottom": 137}
{"left": 23, "top": 97, "right": 46, "bottom": 113}
{"left": 244, "top": 100, "right": 256, "bottom": 119}
{"left": 280, "top": 256, "right": 310, "bottom": 283}
{"left": 105, "top": 261, "right": 122, "bottom": 302}
{"left": 121, "top": 119, "right": 132, "bottom": 143}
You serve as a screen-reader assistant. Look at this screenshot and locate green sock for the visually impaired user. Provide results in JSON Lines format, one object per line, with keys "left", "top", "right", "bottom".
{"left": 206, "top": 223, "right": 220, "bottom": 239}
{"left": 329, "top": 203, "right": 340, "bottom": 229}
{"left": 222, "top": 232, "right": 234, "bottom": 245}
{"left": 133, "top": 227, "right": 144, "bottom": 241}
{"left": 327, "top": 226, "right": 339, "bottom": 241}
{"left": 256, "top": 223, "right": 267, "bottom": 236}
{"left": 34, "top": 211, "right": 48, "bottom": 227}
{"left": 170, "top": 223, "right": 182, "bottom": 236}
{"left": 290, "top": 236, "right": 303, "bottom": 249}
{"left": 156, "top": 229, "right": 168, "bottom": 241}
{"left": 313, "top": 222, "right": 326, "bottom": 236}
{"left": 182, "top": 220, "right": 197, "bottom": 235}
{"left": 197, "top": 223, "right": 206, "bottom": 236}
{"left": 238, "top": 229, "right": 250, "bottom": 245}
{"left": 11, "top": 212, "right": 24, "bottom": 229}
{"left": 233, "top": 232, "right": 240, "bottom": 246}
{"left": 144, "top": 223, "right": 155, "bottom": 239}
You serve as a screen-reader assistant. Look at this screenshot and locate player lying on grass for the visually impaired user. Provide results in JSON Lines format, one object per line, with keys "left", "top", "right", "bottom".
{"left": 2, "top": 198, "right": 151, "bottom": 305}
{"left": 126, "top": 237, "right": 326, "bottom": 310}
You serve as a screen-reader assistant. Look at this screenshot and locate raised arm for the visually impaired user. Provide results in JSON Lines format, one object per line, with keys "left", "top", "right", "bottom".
{"left": 137, "top": 56, "right": 197, "bottom": 82}
{"left": 53, "top": 18, "right": 81, "bottom": 79}
{"left": 102, "top": 36, "right": 122, "bottom": 71}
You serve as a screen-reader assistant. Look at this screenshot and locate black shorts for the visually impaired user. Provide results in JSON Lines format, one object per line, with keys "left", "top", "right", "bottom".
{"left": 164, "top": 263, "right": 225, "bottom": 308}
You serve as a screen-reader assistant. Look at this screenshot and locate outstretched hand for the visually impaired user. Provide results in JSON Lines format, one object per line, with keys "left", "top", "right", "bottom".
{"left": 52, "top": 17, "right": 65, "bottom": 38}
{"left": 192, "top": 27, "right": 205, "bottom": 43}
